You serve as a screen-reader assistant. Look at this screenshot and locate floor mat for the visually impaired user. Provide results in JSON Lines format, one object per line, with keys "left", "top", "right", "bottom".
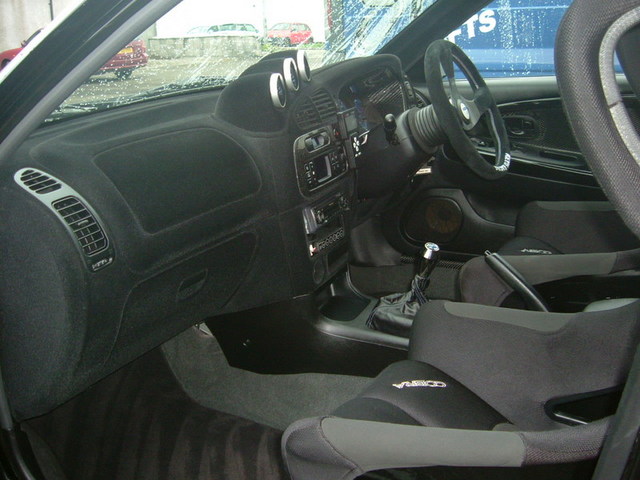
{"left": 26, "top": 349, "right": 287, "bottom": 480}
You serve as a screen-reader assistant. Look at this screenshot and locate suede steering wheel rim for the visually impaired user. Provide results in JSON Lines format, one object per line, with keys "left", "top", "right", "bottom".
{"left": 424, "top": 40, "right": 511, "bottom": 180}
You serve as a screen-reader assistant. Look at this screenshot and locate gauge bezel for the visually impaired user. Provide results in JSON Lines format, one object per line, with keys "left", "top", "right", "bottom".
{"left": 283, "top": 57, "right": 300, "bottom": 92}
{"left": 269, "top": 73, "right": 287, "bottom": 109}
{"left": 296, "top": 50, "right": 311, "bottom": 82}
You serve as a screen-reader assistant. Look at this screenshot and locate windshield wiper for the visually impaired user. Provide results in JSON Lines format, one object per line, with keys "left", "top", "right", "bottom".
{"left": 45, "top": 103, "right": 101, "bottom": 121}
{"left": 45, "top": 75, "right": 229, "bottom": 123}
{"left": 131, "top": 75, "right": 228, "bottom": 101}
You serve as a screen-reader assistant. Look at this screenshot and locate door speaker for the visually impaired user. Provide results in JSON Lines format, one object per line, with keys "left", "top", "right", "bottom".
{"left": 404, "top": 197, "right": 463, "bottom": 243}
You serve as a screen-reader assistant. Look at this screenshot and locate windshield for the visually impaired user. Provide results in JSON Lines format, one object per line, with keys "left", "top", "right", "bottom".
{"left": 45, "top": 0, "right": 436, "bottom": 122}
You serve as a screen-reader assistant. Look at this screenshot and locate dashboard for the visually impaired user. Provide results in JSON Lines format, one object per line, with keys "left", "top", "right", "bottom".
{"left": 338, "top": 67, "right": 408, "bottom": 132}
{"left": 0, "top": 52, "right": 419, "bottom": 420}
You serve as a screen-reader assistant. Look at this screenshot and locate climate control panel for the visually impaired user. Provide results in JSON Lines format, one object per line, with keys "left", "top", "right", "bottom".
{"left": 294, "top": 127, "right": 349, "bottom": 196}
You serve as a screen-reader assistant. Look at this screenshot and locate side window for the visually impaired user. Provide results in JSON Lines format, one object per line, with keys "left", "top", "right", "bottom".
{"left": 446, "top": 0, "right": 568, "bottom": 78}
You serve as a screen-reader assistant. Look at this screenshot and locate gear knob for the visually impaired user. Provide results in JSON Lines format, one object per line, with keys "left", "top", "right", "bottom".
{"left": 422, "top": 242, "right": 440, "bottom": 261}
{"left": 419, "top": 242, "right": 440, "bottom": 278}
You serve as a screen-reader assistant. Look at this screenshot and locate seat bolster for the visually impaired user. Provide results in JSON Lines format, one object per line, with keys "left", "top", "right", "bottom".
{"left": 282, "top": 416, "right": 362, "bottom": 480}
{"left": 514, "top": 201, "right": 639, "bottom": 253}
{"left": 282, "top": 416, "right": 527, "bottom": 480}
{"left": 459, "top": 252, "right": 620, "bottom": 307}
{"left": 410, "top": 300, "right": 640, "bottom": 429}
{"left": 519, "top": 418, "right": 610, "bottom": 465}
{"left": 499, "top": 236, "right": 560, "bottom": 256}
{"left": 322, "top": 418, "right": 526, "bottom": 472}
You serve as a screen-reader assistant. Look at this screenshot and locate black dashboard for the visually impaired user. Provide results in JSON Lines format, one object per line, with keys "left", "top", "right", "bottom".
{"left": 338, "top": 67, "right": 408, "bottom": 132}
{"left": 0, "top": 52, "right": 418, "bottom": 420}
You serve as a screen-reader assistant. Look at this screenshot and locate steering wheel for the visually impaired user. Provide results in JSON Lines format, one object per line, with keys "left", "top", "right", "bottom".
{"left": 422, "top": 39, "right": 511, "bottom": 180}
{"left": 557, "top": 0, "right": 640, "bottom": 239}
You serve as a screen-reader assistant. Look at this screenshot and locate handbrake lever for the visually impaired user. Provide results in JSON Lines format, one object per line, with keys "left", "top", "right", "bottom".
{"left": 484, "top": 251, "right": 550, "bottom": 312}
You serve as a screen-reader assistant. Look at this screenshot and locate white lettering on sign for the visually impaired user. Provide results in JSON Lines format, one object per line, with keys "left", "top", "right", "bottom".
{"left": 446, "top": 9, "right": 496, "bottom": 42}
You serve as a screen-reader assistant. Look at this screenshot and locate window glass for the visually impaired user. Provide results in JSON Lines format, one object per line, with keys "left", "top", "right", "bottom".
{"left": 446, "top": 0, "right": 566, "bottom": 78}
{"left": 446, "top": 0, "right": 621, "bottom": 78}
{"left": 45, "top": 0, "right": 438, "bottom": 122}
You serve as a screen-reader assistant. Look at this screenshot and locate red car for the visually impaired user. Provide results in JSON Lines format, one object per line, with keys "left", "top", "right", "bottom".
{"left": 267, "top": 23, "right": 313, "bottom": 46}
{"left": 0, "top": 30, "right": 42, "bottom": 70}
{"left": 0, "top": 31, "right": 148, "bottom": 79}
{"left": 97, "top": 39, "right": 149, "bottom": 79}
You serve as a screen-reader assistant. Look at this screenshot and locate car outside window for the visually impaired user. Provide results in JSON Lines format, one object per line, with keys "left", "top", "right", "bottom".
{"left": 445, "top": 0, "right": 621, "bottom": 78}
{"left": 45, "top": 0, "right": 440, "bottom": 122}
{"left": 445, "top": 0, "right": 566, "bottom": 78}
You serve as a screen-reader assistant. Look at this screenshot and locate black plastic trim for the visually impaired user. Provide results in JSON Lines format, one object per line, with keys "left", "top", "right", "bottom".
{"left": 545, "top": 386, "right": 623, "bottom": 426}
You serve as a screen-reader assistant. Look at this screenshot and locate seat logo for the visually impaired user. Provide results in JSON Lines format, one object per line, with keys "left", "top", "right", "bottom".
{"left": 392, "top": 380, "right": 447, "bottom": 389}
{"left": 519, "top": 248, "right": 553, "bottom": 255}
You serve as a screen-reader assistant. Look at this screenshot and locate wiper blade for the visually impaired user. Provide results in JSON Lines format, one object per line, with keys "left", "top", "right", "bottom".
{"left": 44, "top": 75, "right": 229, "bottom": 123}
{"left": 132, "top": 76, "right": 228, "bottom": 100}
{"left": 45, "top": 103, "right": 101, "bottom": 121}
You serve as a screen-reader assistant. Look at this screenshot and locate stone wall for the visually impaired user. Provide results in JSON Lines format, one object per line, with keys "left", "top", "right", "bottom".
{"left": 148, "top": 36, "right": 262, "bottom": 59}
{"left": 0, "top": 0, "right": 78, "bottom": 52}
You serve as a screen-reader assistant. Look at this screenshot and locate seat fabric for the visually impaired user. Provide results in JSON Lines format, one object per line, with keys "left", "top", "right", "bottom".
{"left": 499, "top": 201, "right": 639, "bottom": 256}
{"left": 282, "top": 299, "right": 640, "bottom": 480}
{"left": 333, "top": 360, "right": 508, "bottom": 429}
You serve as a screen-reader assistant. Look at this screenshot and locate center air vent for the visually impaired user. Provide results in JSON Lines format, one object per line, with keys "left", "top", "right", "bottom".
{"left": 312, "top": 89, "right": 337, "bottom": 121}
{"left": 52, "top": 197, "right": 108, "bottom": 256}
{"left": 19, "top": 169, "right": 62, "bottom": 194}
{"left": 295, "top": 89, "right": 337, "bottom": 131}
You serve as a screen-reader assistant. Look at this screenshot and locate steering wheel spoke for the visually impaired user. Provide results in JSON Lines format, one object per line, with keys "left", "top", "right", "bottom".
{"left": 422, "top": 40, "right": 511, "bottom": 180}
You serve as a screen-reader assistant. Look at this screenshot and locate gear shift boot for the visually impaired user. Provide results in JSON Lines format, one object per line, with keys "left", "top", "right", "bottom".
{"left": 366, "top": 242, "right": 440, "bottom": 337}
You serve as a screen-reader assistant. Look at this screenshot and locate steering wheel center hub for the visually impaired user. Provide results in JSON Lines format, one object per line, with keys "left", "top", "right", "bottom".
{"left": 459, "top": 101, "right": 471, "bottom": 122}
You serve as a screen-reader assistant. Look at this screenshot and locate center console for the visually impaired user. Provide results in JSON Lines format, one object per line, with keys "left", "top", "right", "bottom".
{"left": 294, "top": 109, "right": 362, "bottom": 286}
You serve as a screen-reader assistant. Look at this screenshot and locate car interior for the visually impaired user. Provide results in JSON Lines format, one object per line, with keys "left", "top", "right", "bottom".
{"left": 0, "top": 0, "right": 639, "bottom": 479}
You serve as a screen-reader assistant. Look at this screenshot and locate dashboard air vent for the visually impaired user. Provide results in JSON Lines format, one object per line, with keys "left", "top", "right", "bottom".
{"left": 52, "top": 196, "right": 108, "bottom": 256}
{"left": 311, "top": 89, "right": 337, "bottom": 122}
{"left": 295, "top": 89, "right": 337, "bottom": 131}
{"left": 19, "top": 169, "right": 62, "bottom": 194}
{"left": 295, "top": 97, "right": 319, "bottom": 130}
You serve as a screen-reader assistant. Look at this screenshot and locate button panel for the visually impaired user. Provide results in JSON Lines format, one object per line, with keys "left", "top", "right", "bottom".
{"left": 302, "top": 151, "right": 348, "bottom": 191}
{"left": 309, "top": 227, "right": 345, "bottom": 257}
{"left": 294, "top": 126, "right": 350, "bottom": 196}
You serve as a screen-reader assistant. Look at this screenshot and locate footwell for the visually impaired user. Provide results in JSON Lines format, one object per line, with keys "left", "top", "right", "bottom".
{"left": 26, "top": 349, "right": 286, "bottom": 480}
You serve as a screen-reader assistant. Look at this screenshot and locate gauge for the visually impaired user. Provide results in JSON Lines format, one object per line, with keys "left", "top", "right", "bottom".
{"left": 269, "top": 73, "right": 287, "bottom": 109}
{"left": 283, "top": 58, "right": 300, "bottom": 92}
{"left": 296, "top": 50, "right": 311, "bottom": 82}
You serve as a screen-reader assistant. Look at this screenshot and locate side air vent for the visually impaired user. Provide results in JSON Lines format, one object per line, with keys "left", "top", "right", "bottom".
{"left": 52, "top": 197, "right": 108, "bottom": 256}
{"left": 14, "top": 168, "right": 114, "bottom": 272}
{"left": 19, "top": 169, "right": 62, "bottom": 194}
{"left": 295, "top": 89, "right": 337, "bottom": 131}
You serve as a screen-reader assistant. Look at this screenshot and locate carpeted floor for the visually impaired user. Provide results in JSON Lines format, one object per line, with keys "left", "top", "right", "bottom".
{"left": 23, "top": 328, "right": 596, "bottom": 480}
{"left": 162, "top": 327, "right": 372, "bottom": 430}
{"left": 26, "top": 348, "right": 287, "bottom": 480}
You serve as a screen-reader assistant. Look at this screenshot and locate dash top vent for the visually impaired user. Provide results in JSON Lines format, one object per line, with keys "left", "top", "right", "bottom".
{"left": 14, "top": 168, "right": 114, "bottom": 272}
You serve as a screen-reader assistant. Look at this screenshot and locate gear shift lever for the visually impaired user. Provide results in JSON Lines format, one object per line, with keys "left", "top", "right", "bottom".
{"left": 419, "top": 242, "right": 440, "bottom": 286}
{"left": 366, "top": 242, "right": 440, "bottom": 337}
